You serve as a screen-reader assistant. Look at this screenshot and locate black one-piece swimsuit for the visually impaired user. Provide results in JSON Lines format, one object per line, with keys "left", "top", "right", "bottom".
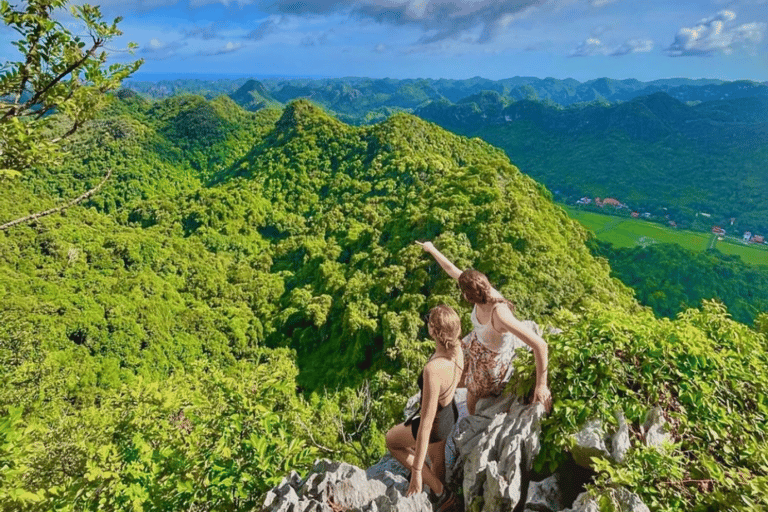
{"left": 404, "top": 356, "right": 460, "bottom": 444}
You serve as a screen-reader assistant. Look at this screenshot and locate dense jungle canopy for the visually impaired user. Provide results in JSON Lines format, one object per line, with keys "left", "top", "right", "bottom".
{"left": 1, "top": 92, "right": 766, "bottom": 511}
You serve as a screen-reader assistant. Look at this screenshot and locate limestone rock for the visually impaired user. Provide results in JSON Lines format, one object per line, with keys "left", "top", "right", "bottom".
{"left": 262, "top": 459, "right": 432, "bottom": 512}
{"left": 451, "top": 394, "right": 546, "bottom": 512}
{"left": 642, "top": 407, "right": 670, "bottom": 449}
{"left": 570, "top": 419, "right": 610, "bottom": 469}
{"left": 611, "top": 411, "right": 630, "bottom": 464}
{"left": 564, "top": 488, "right": 650, "bottom": 512}
{"left": 365, "top": 453, "right": 410, "bottom": 487}
{"left": 525, "top": 474, "right": 563, "bottom": 512}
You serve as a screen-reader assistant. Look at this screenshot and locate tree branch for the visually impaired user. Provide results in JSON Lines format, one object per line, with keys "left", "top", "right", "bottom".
{"left": 295, "top": 416, "right": 339, "bottom": 455}
{"left": 2, "top": 39, "right": 103, "bottom": 122}
{"left": 0, "top": 168, "right": 112, "bottom": 231}
{"left": 50, "top": 120, "right": 80, "bottom": 144}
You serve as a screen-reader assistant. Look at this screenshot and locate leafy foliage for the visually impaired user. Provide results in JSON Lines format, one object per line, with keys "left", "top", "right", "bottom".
{"left": 589, "top": 240, "right": 768, "bottom": 325}
{"left": 511, "top": 301, "right": 768, "bottom": 511}
{"left": 0, "top": 0, "right": 142, "bottom": 173}
{"left": 1, "top": 93, "right": 766, "bottom": 512}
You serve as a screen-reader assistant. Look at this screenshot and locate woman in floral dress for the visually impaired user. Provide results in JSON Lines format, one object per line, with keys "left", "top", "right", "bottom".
{"left": 418, "top": 241, "right": 552, "bottom": 415}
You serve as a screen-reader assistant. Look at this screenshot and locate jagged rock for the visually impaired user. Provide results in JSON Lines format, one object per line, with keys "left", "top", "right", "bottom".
{"left": 365, "top": 453, "right": 410, "bottom": 487}
{"left": 563, "top": 488, "right": 650, "bottom": 512}
{"left": 642, "top": 407, "right": 670, "bottom": 449}
{"left": 525, "top": 474, "right": 563, "bottom": 512}
{"left": 404, "top": 393, "right": 421, "bottom": 421}
{"left": 451, "top": 394, "right": 546, "bottom": 512}
{"left": 266, "top": 322, "right": 554, "bottom": 512}
{"left": 570, "top": 419, "right": 610, "bottom": 469}
{"left": 611, "top": 411, "right": 630, "bottom": 464}
{"left": 262, "top": 459, "right": 431, "bottom": 512}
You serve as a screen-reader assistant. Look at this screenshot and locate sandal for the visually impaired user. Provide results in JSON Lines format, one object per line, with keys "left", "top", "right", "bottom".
{"left": 434, "top": 488, "right": 458, "bottom": 512}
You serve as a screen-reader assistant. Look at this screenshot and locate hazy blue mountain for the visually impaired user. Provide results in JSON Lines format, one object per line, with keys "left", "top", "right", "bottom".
{"left": 229, "top": 79, "right": 281, "bottom": 111}
{"left": 124, "top": 76, "right": 765, "bottom": 111}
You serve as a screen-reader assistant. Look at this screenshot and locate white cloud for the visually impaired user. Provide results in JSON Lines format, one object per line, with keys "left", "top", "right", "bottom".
{"left": 610, "top": 38, "right": 653, "bottom": 56}
{"left": 200, "top": 41, "right": 244, "bottom": 55}
{"left": 570, "top": 36, "right": 654, "bottom": 57}
{"left": 570, "top": 37, "right": 605, "bottom": 56}
{"left": 183, "top": 23, "right": 223, "bottom": 40}
{"left": 667, "top": 10, "right": 766, "bottom": 56}
{"left": 140, "top": 38, "right": 187, "bottom": 59}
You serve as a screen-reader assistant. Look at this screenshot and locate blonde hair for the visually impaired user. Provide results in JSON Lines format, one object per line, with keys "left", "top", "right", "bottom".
{"left": 428, "top": 305, "right": 462, "bottom": 360}
{"left": 458, "top": 269, "right": 515, "bottom": 311}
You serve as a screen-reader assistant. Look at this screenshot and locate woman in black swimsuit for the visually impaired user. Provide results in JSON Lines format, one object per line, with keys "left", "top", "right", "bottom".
{"left": 385, "top": 305, "right": 463, "bottom": 510}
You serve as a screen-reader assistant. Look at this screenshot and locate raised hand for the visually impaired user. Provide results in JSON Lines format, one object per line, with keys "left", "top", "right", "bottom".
{"left": 415, "top": 240, "right": 436, "bottom": 253}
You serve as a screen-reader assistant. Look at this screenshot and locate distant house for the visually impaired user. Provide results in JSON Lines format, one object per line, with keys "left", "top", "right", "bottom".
{"left": 730, "top": 217, "right": 736, "bottom": 225}
{"left": 698, "top": 212, "right": 711, "bottom": 218}
{"left": 631, "top": 212, "right": 639, "bottom": 218}
{"left": 576, "top": 197, "right": 592, "bottom": 205}
{"left": 712, "top": 226, "right": 726, "bottom": 235}
{"left": 752, "top": 235, "right": 765, "bottom": 244}
{"left": 668, "top": 221, "right": 677, "bottom": 228}
{"left": 743, "top": 231, "right": 752, "bottom": 241}
{"left": 641, "top": 212, "right": 652, "bottom": 219}
{"left": 602, "top": 198, "right": 622, "bottom": 207}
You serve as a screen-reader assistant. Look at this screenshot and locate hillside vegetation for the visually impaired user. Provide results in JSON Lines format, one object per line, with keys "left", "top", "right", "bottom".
{"left": 1, "top": 95, "right": 767, "bottom": 512}
{"left": 417, "top": 92, "right": 768, "bottom": 235}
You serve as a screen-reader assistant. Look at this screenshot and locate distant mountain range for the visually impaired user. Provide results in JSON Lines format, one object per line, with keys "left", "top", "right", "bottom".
{"left": 121, "top": 76, "right": 768, "bottom": 234}
{"left": 125, "top": 76, "right": 768, "bottom": 112}
{"left": 416, "top": 91, "right": 768, "bottom": 234}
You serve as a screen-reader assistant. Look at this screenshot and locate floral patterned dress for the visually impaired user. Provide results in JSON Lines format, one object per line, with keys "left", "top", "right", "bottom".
{"left": 462, "top": 304, "right": 531, "bottom": 398}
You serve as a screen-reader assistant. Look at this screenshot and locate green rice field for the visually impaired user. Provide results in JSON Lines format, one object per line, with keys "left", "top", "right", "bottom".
{"left": 563, "top": 206, "right": 768, "bottom": 267}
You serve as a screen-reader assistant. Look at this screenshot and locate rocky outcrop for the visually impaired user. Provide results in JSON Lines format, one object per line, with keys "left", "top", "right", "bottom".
{"left": 262, "top": 459, "right": 432, "bottom": 512}
{"left": 570, "top": 419, "right": 610, "bottom": 469}
{"left": 642, "top": 407, "right": 670, "bottom": 449}
{"left": 563, "top": 488, "right": 650, "bottom": 512}
{"left": 611, "top": 412, "right": 630, "bottom": 464}
{"left": 525, "top": 474, "right": 563, "bottom": 512}
{"left": 449, "top": 395, "right": 546, "bottom": 512}
{"left": 262, "top": 318, "right": 659, "bottom": 512}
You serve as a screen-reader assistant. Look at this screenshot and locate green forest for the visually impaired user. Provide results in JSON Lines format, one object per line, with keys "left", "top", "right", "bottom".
{"left": 416, "top": 91, "right": 768, "bottom": 235}
{"left": 1, "top": 89, "right": 767, "bottom": 511}
{"left": 126, "top": 75, "right": 768, "bottom": 236}
{"left": 589, "top": 240, "right": 768, "bottom": 326}
{"left": 2, "top": 6, "right": 767, "bottom": 508}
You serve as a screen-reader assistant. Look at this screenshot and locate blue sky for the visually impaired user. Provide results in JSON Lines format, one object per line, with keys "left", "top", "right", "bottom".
{"left": 3, "top": 0, "right": 768, "bottom": 82}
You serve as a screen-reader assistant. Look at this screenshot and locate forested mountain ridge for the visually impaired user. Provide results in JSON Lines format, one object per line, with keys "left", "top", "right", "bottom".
{"left": 123, "top": 75, "right": 768, "bottom": 234}
{"left": 206, "top": 99, "right": 636, "bottom": 387}
{"left": 417, "top": 91, "right": 768, "bottom": 234}
{"left": 2, "top": 94, "right": 767, "bottom": 512}
{"left": 126, "top": 75, "right": 766, "bottom": 111}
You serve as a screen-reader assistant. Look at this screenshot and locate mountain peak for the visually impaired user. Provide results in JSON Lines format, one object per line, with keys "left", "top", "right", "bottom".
{"left": 274, "top": 99, "right": 343, "bottom": 134}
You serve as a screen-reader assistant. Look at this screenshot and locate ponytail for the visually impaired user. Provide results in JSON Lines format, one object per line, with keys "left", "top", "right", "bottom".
{"left": 458, "top": 269, "right": 515, "bottom": 312}
{"left": 428, "top": 305, "right": 462, "bottom": 361}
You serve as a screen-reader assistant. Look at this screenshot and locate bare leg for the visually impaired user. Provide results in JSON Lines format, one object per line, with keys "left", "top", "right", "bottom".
{"left": 428, "top": 440, "right": 446, "bottom": 484}
{"left": 386, "top": 424, "right": 444, "bottom": 495}
{"left": 466, "top": 389, "right": 478, "bottom": 416}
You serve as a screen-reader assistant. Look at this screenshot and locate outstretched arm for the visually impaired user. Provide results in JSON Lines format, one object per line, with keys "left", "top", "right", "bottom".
{"left": 491, "top": 306, "right": 552, "bottom": 412}
{"left": 416, "top": 241, "right": 462, "bottom": 280}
